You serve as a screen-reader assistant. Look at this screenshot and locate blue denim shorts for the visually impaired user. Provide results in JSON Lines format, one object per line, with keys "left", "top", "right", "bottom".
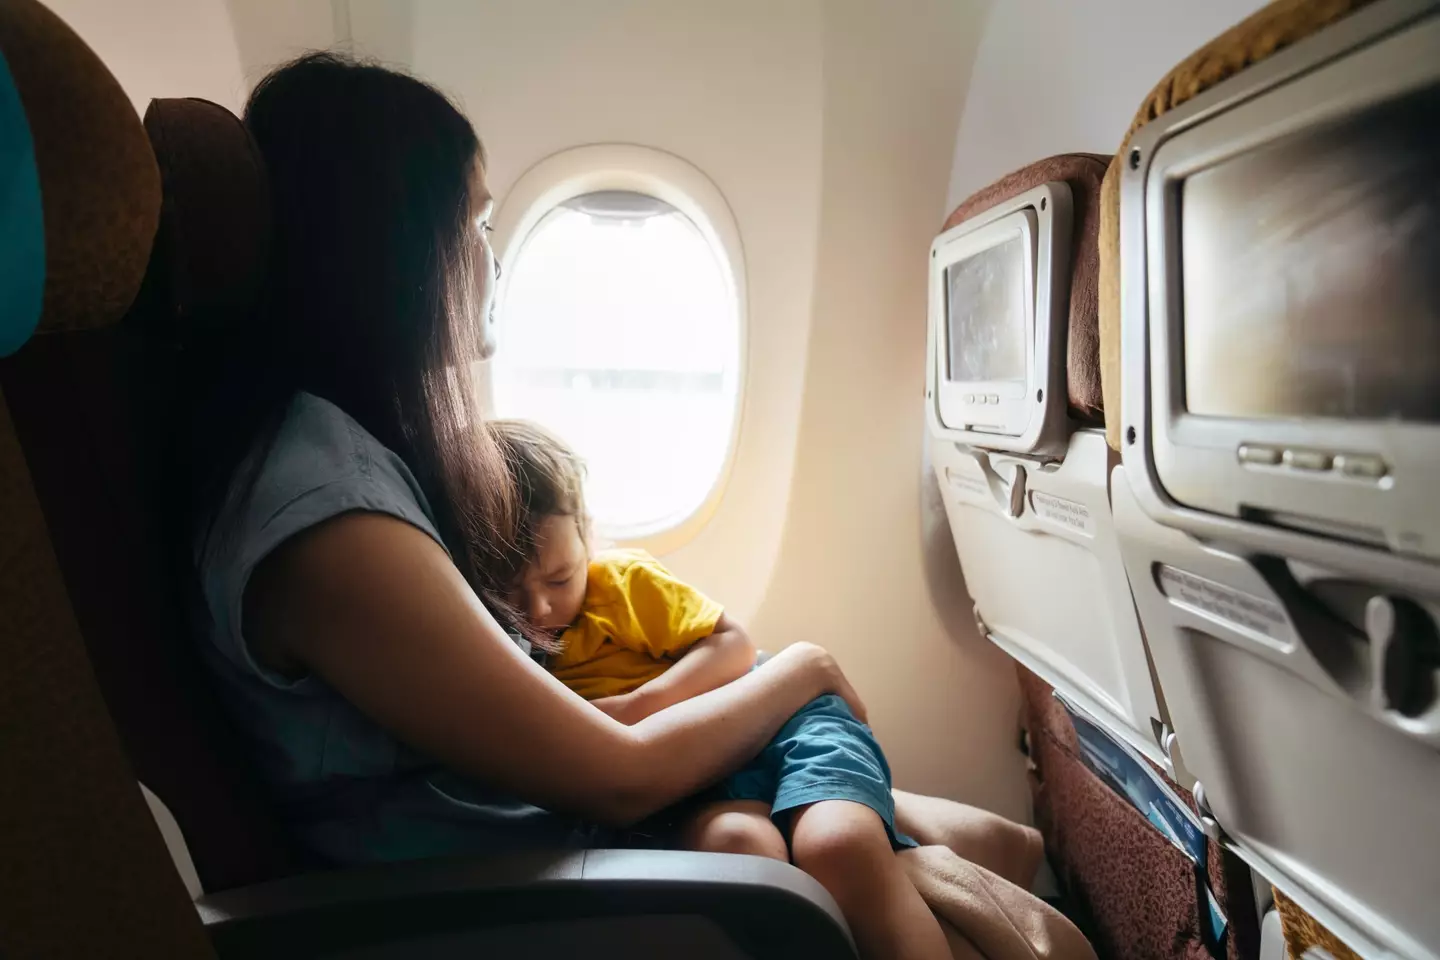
{"left": 718, "top": 694, "right": 917, "bottom": 849}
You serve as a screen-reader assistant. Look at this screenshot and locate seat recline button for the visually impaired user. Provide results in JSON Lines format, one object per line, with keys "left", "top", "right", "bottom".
{"left": 1334, "top": 453, "right": 1387, "bottom": 479}
{"left": 1237, "top": 444, "right": 1282, "bottom": 466}
{"left": 1282, "top": 448, "right": 1332, "bottom": 471}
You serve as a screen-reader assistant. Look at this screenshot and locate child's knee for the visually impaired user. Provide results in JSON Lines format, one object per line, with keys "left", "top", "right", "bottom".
{"left": 789, "top": 800, "right": 894, "bottom": 888}
{"left": 686, "top": 803, "right": 788, "bottom": 861}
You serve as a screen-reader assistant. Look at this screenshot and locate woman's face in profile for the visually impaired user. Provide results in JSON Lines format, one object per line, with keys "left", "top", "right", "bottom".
{"left": 470, "top": 164, "right": 500, "bottom": 360}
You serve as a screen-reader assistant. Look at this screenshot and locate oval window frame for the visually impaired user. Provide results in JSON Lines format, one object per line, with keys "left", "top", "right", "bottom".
{"left": 489, "top": 144, "right": 748, "bottom": 553}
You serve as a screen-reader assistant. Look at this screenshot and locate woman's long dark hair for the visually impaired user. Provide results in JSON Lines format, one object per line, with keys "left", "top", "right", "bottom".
{"left": 189, "top": 53, "right": 531, "bottom": 637}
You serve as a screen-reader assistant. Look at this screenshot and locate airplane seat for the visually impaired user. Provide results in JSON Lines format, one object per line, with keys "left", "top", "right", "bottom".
{"left": 0, "top": 3, "right": 856, "bottom": 956}
{"left": 0, "top": 3, "right": 217, "bottom": 956}
{"left": 929, "top": 154, "right": 1170, "bottom": 768}
{"left": 1101, "top": 0, "right": 1440, "bottom": 957}
{"left": 930, "top": 154, "right": 1264, "bottom": 960}
{"left": 4, "top": 91, "right": 303, "bottom": 896}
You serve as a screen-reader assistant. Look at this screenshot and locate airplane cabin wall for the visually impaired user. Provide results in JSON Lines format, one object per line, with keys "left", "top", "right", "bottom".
{"left": 947, "top": 0, "right": 1271, "bottom": 206}
{"left": 41, "top": 0, "right": 381, "bottom": 115}
{"left": 41, "top": 0, "right": 246, "bottom": 114}
{"left": 224, "top": 1, "right": 339, "bottom": 89}
{"left": 748, "top": 0, "right": 1031, "bottom": 819}
{"left": 396, "top": 0, "right": 825, "bottom": 627}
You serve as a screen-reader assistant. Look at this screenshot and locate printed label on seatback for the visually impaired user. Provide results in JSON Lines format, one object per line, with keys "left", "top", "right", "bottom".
{"left": 945, "top": 466, "right": 990, "bottom": 504}
{"left": 1029, "top": 491, "right": 1094, "bottom": 536}
{"left": 1156, "top": 565, "right": 1289, "bottom": 643}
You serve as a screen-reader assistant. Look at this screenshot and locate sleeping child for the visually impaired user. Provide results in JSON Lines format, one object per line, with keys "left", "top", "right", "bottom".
{"left": 490, "top": 419, "right": 949, "bottom": 960}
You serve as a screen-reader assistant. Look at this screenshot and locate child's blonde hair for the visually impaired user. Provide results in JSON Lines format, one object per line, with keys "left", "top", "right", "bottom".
{"left": 487, "top": 419, "right": 590, "bottom": 560}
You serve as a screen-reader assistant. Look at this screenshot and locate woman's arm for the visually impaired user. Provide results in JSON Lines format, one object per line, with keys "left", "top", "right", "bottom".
{"left": 592, "top": 615, "right": 756, "bottom": 725}
{"left": 245, "top": 513, "right": 863, "bottom": 826}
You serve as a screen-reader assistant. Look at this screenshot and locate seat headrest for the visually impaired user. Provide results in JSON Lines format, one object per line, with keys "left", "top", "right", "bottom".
{"left": 141, "top": 98, "right": 270, "bottom": 340}
{"left": 944, "top": 153, "right": 1110, "bottom": 423}
{"left": 1096, "top": 0, "right": 1382, "bottom": 449}
{"left": 0, "top": 0, "right": 160, "bottom": 348}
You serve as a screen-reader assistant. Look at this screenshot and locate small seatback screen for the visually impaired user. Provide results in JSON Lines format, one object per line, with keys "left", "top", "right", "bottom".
{"left": 945, "top": 235, "right": 1027, "bottom": 384}
{"left": 1181, "top": 84, "right": 1440, "bottom": 422}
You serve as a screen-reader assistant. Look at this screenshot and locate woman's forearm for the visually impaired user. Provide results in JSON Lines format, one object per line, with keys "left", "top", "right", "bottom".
{"left": 599, "top": 644, "right": 837, "bottom": 824}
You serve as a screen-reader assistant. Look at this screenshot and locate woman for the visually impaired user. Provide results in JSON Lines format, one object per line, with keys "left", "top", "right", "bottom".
{"left": 188, "top": 53, "right": 866, "bottom": 866}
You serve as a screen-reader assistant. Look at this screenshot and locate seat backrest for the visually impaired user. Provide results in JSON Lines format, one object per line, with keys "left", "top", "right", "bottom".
{"left": 1106, "top": 0, "right": 1440, "bottom": 957}
{"left": 0, "top": 2, "right": 217, "bottom": 956}
{"left": 0, "top": 28, "right": 297, "bottom": 899}
{"left": 927, "top": 154, "right": 1171, "bottom": 769}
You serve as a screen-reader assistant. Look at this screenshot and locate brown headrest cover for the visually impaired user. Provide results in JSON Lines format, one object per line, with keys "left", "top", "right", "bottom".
{"left": 143, "top": 98, "right": 270, "bottom": 339}
{"left": 1097, "top": 0, "right": 1383, "bottom": 450}
{"left": 0, "top": 0, "right": 160, "bottom": 336}
{"left": 945, "top": 154, "right": 1110, "bottom": 423}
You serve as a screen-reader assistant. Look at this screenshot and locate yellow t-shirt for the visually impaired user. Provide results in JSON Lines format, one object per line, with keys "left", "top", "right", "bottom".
{"left": 548, "top": 550, "right": 723, "bottom": 700}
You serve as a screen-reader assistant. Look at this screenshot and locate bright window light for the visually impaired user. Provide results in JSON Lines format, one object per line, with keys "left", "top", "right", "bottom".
{"left": 492, "top": 190, "right": 740, "bottom": 539}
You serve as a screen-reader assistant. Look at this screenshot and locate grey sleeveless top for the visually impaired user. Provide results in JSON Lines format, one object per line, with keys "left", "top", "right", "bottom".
{"left": 197, "top": 392, "right": 599, "bottom": 864}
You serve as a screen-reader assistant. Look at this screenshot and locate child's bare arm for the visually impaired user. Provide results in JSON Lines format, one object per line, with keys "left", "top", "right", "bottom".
{"left": 593, "top": 614, "right": 756, "bottom": 725}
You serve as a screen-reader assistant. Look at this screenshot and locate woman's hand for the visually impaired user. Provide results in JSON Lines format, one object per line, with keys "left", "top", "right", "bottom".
{"left": 769, "top": 642, "right": 868, "bottom": 723}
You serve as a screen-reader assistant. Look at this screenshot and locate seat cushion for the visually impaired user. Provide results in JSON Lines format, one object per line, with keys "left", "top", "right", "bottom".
{"left": 1096, "top": 0, "right": 1384, "bottom": 449}
{"left": 944, "top": 153, "right": 1111, "bottom": 423}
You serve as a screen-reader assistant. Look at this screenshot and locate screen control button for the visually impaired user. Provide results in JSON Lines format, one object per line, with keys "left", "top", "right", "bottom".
{"left": 964, "top": 394, "right": 976, "bottom": 403}
{"left": 1283, "top": 449, "right": 1332, "bottom": 472}
{"left": 1237, "top": 444, "right": 1281, "bottom": 466}
{"left": 1334, "top": 453, "right": 1387, "bottom": 479}
{"left": 986, "top": 393, "right": 1000, "bottom": 405}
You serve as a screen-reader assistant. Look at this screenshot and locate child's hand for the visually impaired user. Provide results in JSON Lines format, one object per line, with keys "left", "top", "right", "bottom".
{"left": 592, "top": 692, "right": 645, "bottom": 725}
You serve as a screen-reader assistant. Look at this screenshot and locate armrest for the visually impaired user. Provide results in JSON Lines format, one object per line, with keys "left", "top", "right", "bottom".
{"left": 197, "top": 849, "right": 856, "bottom": 959}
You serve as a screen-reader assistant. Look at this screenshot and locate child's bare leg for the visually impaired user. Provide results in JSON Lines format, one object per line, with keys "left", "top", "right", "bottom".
{"left": 789, "top": 800, "right": 949, "bottom": 960}
{"left": 682, "top": 800, "right": 788, "bottom": 861}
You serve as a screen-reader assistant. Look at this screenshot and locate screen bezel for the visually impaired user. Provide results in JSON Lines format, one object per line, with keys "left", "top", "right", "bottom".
{"left": 928, "top": 181, "right": 1073, "bottom": 456}
{"left": 1143, "top": 13, "right": 1440, "bottom": 558}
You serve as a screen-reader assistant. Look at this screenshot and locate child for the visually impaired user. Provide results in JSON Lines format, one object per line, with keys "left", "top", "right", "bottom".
{"left": 491, "top": 420, "right": 950, "bottom": 960}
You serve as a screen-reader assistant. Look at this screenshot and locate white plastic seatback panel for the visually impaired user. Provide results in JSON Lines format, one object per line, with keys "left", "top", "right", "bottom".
{"left": 931, "top": 429, "right": 1165, "bottom": 765}
{"left": 1259, "top": 910, "right": 1285, "bottom": 960}
{"left": 1113, "top": 465, "right": 1440, "bottom": 960}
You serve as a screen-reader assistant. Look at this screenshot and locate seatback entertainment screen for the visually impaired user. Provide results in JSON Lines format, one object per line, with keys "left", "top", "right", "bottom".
{"left": 945, "top": 235, "right": 1028, "bottom": 386}
{"left": 1181, "top": 84, "right": 1440, "bottom": 423}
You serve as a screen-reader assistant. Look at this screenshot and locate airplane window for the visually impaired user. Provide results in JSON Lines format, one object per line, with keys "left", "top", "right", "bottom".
{"left": 492, "top": 189, "right": 741, "bottom": 540}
